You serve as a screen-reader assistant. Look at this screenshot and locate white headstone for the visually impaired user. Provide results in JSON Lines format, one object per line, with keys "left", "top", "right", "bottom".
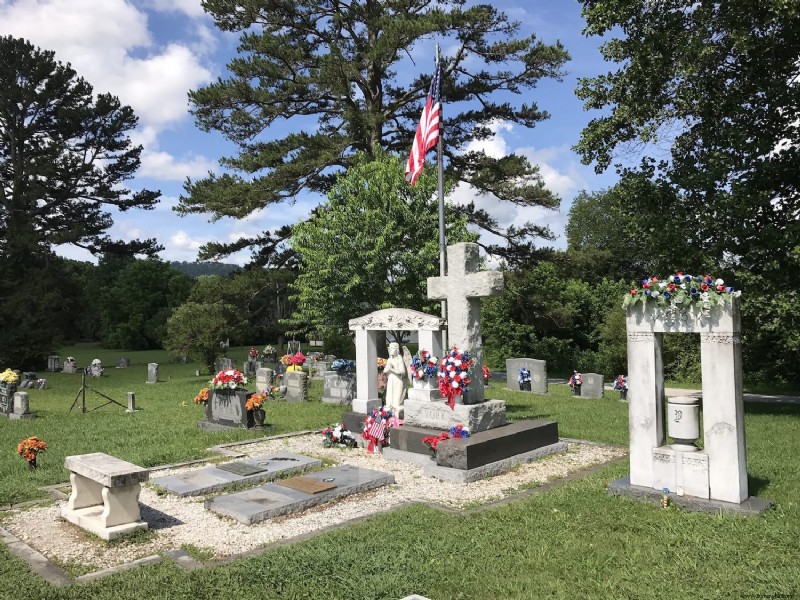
{"left": 146, "top": 363, "right": 158, "bottom": 384}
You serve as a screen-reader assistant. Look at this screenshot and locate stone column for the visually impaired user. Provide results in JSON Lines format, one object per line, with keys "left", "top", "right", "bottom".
{"left": 352, "top": 329, "right": 379, "bottom": 413}
{"left": 701, "top": 332, "right": 747, "bottom": 503}
{"left": 418, "top": 330, "right": 444, "bottom": 360}
{"left": 627, "top": 331, "right": 665, "bottom": 488}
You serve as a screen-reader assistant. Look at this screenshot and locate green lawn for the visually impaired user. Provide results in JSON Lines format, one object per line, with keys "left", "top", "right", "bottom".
{"left": 1, "top": 346, "right": 799, "bottom": 599}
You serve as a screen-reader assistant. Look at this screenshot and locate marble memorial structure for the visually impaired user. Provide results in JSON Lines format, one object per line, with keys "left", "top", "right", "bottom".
{"left": 609, "top": 295, "right": 772, "bottom": 514}
{"left": 347, "top": 243, "right": 566, "bottom": 482}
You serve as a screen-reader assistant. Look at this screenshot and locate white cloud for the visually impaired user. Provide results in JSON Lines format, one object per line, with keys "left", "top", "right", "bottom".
{"left": 144, "top": 0, "right": 207, "bottom": 18}
{"left": 0, "top": 1, "right": 212, "bottom": 131}
{"left": 139, "top": 148, "right": 219, "bottom": 181}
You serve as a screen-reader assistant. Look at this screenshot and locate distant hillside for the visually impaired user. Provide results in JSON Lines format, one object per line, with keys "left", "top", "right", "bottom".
{"left": 169, "top": 261, "right": 241, "bottom": 278}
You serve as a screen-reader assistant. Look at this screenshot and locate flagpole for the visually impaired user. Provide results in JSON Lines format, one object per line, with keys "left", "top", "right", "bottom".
{"left": 436, "top": 44, "right": 447, "bottom": 342}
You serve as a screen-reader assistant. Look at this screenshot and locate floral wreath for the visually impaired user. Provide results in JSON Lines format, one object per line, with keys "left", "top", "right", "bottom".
{"left": 437, "top": 346, "right": 473, "bottom": 410}
{"left": 409, "top": 349, "right": 439, "bottom": 380}
{"left": 209, "top": 368, "right": 248, "bottom": 390}
{"left": 624, "top": 272, "right": 740, "bottom": 310}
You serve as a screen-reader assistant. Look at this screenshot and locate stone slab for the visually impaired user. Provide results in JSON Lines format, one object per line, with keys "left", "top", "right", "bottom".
{"left": 403, "top": 398, "right": 506, "bottom": 433}
{"left": 205, "top": 465, "right": 395, "bottom": 524}
{"left": 64, "top": 453, "right": 149, "bottom": 487}
{"left": 384, "top": 442, "right": 568, "bottom": 483}
{"left": 388, "top": 425, "right": 448, "bottom": 455}
{"left": 435, "top": 420, "right": 560, "bottom": 470}
{"left": 150, "top": 453, "right": 320, "bottom": 497}
{"left": 608, "top": 476, "right": 773, "bottom": 516}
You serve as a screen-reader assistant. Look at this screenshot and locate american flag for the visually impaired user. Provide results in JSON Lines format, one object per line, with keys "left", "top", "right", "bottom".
{"left": 367, "top": 417, "right": 386, "bottom": 443}
{"left": 405, "top": 61, "right": 442, "bottom": 185}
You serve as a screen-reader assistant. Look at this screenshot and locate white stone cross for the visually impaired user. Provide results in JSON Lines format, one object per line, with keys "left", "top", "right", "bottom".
{"left": 427, "top": 242, "right": 504, "bottom": 403}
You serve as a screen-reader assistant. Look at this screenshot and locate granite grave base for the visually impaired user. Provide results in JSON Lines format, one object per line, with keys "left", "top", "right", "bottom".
{"left": 150, "top": 453, "right": 320, "bottom": 497}
{"left": 386, "top": 419, "right": 560, "bottom": 467}
{"left": 608, "top": 476, "right": 773, "bottom": 516}
{"left": 204, "top": 465, "right": 395, "bottom": 524}
{"left": 383, "top": 442, "right": 567, "bottom": 483}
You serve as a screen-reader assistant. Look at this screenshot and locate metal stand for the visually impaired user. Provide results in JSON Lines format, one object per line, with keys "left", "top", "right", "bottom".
{"left": 69, "top": 372, "right": 126, "bottom": 413}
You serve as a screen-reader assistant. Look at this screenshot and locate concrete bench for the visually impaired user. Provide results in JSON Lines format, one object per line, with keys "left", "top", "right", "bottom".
{"left": 60, "top": 452, "right": 149, "bottom": 540}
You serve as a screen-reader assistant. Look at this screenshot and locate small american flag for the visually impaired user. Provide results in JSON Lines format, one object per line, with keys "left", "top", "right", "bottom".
{"left": 368, "top": 417, "right": 386, "bottom": 442}
{"left": 405, "top": 61, "right": 442, "bottom": 186}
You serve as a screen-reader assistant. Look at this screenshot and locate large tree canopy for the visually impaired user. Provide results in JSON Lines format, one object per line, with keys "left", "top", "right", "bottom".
{"left": 0, "top": 36, "right": 160, "bottom": 367}
{"left": 180, "top": 0, "right": 569, "bottom": 265}
{"left": 288, "top": 152, "right": 473, "bottom": 340}
{"left": 0, "top": 35, "right": 161, "bottom": 260}
{"left": 575, "top": 1, "right": 800, "bottom": 277}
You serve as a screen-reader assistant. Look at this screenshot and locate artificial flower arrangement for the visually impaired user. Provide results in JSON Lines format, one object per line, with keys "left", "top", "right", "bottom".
{"left": 246, "top": 385, "right": 280, "bottom": 411}
{"left": 193, "top": 387, "right": 209, "bottom": 405}
{"left": 209, "top": 368, "right": 248, "bottom": 390}
{"left": 422, "top": 425, "right": 470, "bottom": 458}
{"left": 422, "top": 432, "right": 450, "bottom": 457}
{"left": 17, "top": 436, "right": 46, "bottom": 468}
{"left": 409, "top": 349, "right": 439, "bottom": 381}
{"left": 614, "top": 375, "right": 628, "bottom": 391}
{"left": 248, "top": 347, "right": 259, "bottom": 359}
{"left": 376, "top": 357, "right": 387, "bottom": 371}
{"left": 437, "top": 346, "right": 473, "bottom": 410}
{"left": 624, "top": 273, "right": 740, "bottom": 310}
{"left": 281, "top": 351, "right": 306, "bottom": 371}
{"left": 321, "top": 423, "right": 358, "bottom": 448}
{"left": 362, "top": 407, "right": 403, "bottom": 453}
{"left": 331, "top": 358, "right": 356, "bottom": 372}
{"left": 0, "top": 369, "right": 19, "bottom": 384}
{"left": 482, "top": 364, "right": 491, "bottom": 384}
{"left": 263, "top": 344, "right": 275, "bottom": 357}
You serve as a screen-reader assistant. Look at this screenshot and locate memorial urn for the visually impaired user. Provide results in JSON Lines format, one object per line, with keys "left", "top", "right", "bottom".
{"left": 667, "top": 396, "right": 701, "bottom": 451}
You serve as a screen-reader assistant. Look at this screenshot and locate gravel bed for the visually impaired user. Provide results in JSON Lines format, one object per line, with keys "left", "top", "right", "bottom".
{"left": 3, "top": 434, "right": 625, "bottom": 573}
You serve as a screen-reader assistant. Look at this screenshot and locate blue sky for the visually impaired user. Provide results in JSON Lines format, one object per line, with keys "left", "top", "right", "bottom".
{"left": 0, "top": 0, "right": 619, "bottom": 265}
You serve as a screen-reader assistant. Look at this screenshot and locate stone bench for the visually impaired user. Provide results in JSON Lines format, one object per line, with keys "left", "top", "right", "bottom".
{"left": 60, "top": 453, "right": 149, "bottom": 540}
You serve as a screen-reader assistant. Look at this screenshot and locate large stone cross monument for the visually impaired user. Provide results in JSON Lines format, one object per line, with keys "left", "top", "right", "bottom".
{"left": 427, "top": 242, "right": 504, "bottom": 404}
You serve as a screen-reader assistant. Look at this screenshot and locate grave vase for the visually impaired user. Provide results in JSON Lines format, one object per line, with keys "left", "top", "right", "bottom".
{"left": 252, "top": 407, "right": 266, "bottom": 429}
{"left": 28, "top": 457, "right": 37, "bottom": 470}
{"left": 412, "top": 378, "right": 437, "bottom": 390}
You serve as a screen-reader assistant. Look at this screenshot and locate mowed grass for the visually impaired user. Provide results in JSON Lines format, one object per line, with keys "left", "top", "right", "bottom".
{"left": 1, "top": 345, "right": 799, "bottom": 598}
{"left": 0, "top": 345, "right": 345, "bottom": 504}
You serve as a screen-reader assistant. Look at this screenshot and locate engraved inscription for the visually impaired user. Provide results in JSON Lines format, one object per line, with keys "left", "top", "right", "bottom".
{"left": 706, "top": 422, "right": 735, "bottom": 436}
{"left": 627, "top": 332, "right": 656, "bottom": 342}
{"left": 700, "top": 333, "right": 741, "bottom": 345}
{"left": 673, "top": 409, "right": 683, "bottom": 423}
{"left": 653, "top": 452, "right": 675, "bottom": 464}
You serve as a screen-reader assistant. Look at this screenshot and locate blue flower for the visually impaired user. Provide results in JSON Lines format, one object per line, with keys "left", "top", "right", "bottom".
{"left": 683, "top": 275, "right": 692, "bottom": 283}
{"left": 663, "top": 291, "right": 671, "bottom": 299}
{"left": 673, "top": 276, "right": 681, "bottom": 283}
{"left": 726, "top": 286, "right": 734, "bottom": 292}
{"left": 644, "top": 290, "right": 650, "bottom": 296}
{"left": 641, "top": 279, "right": 650, "bottom": 286}
{"left": 690, "top": 287, "right": 698, "bottom": 295}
